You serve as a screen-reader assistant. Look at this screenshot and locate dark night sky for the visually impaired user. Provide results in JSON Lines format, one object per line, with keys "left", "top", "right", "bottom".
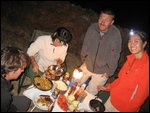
{"left": 70, "top": 0, "right": 149, "bottom": 36}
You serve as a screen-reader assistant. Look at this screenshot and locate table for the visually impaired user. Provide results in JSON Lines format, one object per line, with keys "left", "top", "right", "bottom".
{"left": 23, "top": 84, "right": 96, "bottom": 112}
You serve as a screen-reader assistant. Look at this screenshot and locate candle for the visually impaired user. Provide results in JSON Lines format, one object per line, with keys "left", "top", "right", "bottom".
{"left": 73, "top": 69, "right": 83, "bottom": 80}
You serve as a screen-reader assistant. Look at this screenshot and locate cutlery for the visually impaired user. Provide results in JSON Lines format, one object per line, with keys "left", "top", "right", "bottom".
{"left": 49, "top": 99, "right": 56, "bottom": 112}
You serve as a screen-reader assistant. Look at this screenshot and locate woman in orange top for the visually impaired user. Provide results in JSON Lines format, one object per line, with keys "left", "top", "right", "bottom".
{"left": 97, "top": 30, "right": 149, "bottom": 112}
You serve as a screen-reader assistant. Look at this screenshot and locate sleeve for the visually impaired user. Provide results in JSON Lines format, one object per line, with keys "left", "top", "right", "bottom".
{"left": 27, "top": 36, "right": 43, "bottom": 56}
{"left": 81, "top": 25, "right": 92, "bottom": 62}
{"left": 106, "top": 31, "right": 122, "bottom": 76}
{"left": 106, "top": 60, "right": 128, "bottom": 90}
{"left": 1, "top": 90, "right": 17, "bottom": 112}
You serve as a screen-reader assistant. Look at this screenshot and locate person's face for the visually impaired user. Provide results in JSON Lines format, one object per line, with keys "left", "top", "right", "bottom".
{"left": 128, "top": 34, "right": 147, "bottom": 58}
{"left": 6, "top": 67, "right": 25, "bottom": 80}
{"left": 98, "top": 13, "right": 114, "bottom": 33}
{"left": 53, "top": 38, "right": 64, "bottom": 47}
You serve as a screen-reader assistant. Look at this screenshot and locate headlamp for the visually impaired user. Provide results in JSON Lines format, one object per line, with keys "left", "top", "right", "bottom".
{"left": 129, "top": 29, "right": 147, "bottom": 42}
{"left": 129, "top": 29, "right": 134, "bottom": 36}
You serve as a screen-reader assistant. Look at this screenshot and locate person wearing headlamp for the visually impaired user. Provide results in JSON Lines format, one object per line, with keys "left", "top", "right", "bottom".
{"left": 97, "top": 30, "right": 149, "bottom": 112}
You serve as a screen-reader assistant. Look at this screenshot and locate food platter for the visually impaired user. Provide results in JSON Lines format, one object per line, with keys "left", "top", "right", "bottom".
{"left": 57, "top": 95, "right": 69, "bottom": 111}
{"left": 55, "top": 80, "right": 68, "bottom": 93}
{"left": 33, "top": 93, "right": 53, "bottom": 111}
{"left": 33, "top": 75, "right": 53, "bottom": 91}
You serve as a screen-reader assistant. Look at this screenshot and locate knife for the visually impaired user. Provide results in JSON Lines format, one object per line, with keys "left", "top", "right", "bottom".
{"left": 49, "top": 99, "right": 56, "bottom": 112}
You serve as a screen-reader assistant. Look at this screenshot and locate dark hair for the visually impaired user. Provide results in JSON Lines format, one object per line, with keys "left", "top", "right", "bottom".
{"left": 1, "top": 47, "right": 30, "bottom": 76}
{"left": 132, "top": 31, "right": 148, "bottom": 43}
{"left": 51, "top": 27, "right": 72, "bottom": 45}
{"left": 100, "top": 9, "right": 115, "bottom": 19}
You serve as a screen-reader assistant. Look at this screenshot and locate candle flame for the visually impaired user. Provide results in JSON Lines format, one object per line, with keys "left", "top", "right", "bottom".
{"left": 73, "top": 69, "right": 83, "bottom": 79}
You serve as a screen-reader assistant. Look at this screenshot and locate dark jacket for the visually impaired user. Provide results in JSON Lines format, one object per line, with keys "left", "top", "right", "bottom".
{"left": 81, "top": 23, "right": 122, "bottom": 76}
{"left": 1, "top": 76, "right": 17, "bottom": 112}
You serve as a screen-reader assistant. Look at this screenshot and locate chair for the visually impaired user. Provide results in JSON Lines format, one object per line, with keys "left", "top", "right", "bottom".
{"left": 17, "top": 30, "right": 67, "bottom": 94}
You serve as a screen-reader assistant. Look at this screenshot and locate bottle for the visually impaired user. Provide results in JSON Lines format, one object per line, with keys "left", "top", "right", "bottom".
{"left": 62, "top": 72, "right": 70, "bottom": 83}
{"left": 74, "top": 84, "right": 86, "bottom": 100}
{"left": 68, "top": 82, "right": 78, "bottom": 95}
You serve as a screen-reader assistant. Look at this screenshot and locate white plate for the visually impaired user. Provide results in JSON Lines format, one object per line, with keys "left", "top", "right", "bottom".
{"left": 33, "top": 92, "right": 53, "bottom": 111}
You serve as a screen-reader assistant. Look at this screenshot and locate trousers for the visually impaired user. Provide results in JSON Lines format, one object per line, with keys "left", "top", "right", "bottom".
{"left": 79, "top": 63, "right": 108, "bottom": 95}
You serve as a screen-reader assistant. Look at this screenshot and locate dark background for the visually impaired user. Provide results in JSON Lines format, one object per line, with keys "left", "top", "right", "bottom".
{"left": 70, "top": 0, "right": 149, "bottom": 37}
{"left": 1, "top": 1, "right": 149, "bottom": 112}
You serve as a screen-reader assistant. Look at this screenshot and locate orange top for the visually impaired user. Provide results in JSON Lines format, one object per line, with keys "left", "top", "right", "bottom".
{"left": 106, "top": 51, "right": 149, "bottom": 112}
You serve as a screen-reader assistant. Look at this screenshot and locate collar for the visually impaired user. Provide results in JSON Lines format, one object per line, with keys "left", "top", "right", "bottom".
{"left": 127, "top": 51, "right": 148, "bottom": 65}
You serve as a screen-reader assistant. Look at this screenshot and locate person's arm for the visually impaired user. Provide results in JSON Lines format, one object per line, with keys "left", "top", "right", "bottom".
{"left": 97, "top": 59, "right": 129, "bottom": 92}
{"left": 27, "top": 36, "right": 43, "bottom": 73}
{"left": 1, "top": 90, "right": 17, "bottom": 112}
{"left": 127, "top": 66, "right": 149, "bottom": 110}
{"left": 30, "top": 56, "right": 39, "bottom": 74}
{"left": 105, "top": 32, "right": 122, "bottom": 76}
{"left": 97, "top": 84, "right": 110, "bottom": 92}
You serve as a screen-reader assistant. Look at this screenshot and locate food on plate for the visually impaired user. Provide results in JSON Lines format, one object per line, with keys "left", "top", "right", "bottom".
{"left": 72, "top": 100, "right": 79, "bottom": 108}
{"left": 48, "top": 65, "right": 63, "bottom": 76}
{"left": 67, "top": 94, "right": 75, "bottom": 104}
{"left": 73, "top": 108, "right": 80, "bottom": 112}
{"left": 68, "top": 104, "right": 75, "bottom": 111}
{"left": 33, "top": 75, "right": 53, "bottom": 90}
{"left": 68, "top": 100, "right": 79, "bottom": 111}
{"left": 57, "top": 95, "right": 68, "bottom": 111}
{"left": 45, "top": 65, "right": 64, "bottom": 80}
{"left": 36, "top": 95, "right": 53, "bottom": 110}
{"left": 55, "top": 80, "right": 68, "bottom": 92}
{"left": 49, "top": 69, "right": 55, "bottom": 75}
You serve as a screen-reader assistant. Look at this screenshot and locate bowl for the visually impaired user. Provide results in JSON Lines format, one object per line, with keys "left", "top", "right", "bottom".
{"left": 55, "top": 80, "right": 68, "bottom": 95}
{"left": 33, "top": 92, "right": 54, "bottom": 111}
{"left": 45, "top": 65, "right": 65, "bottom": 80}
{"left": 89, "top": 98, "right": 105, "bottom": 112}
{"left": 33, "top": 75, "right": 53, "bottom": 91}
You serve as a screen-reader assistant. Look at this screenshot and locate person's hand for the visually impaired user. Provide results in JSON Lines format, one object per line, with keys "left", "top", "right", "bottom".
{"left": 32, "top": 63, "right": 39, "bottom": 74}
{"left": 101, "top": 73, "right": 109, "bottom": 78}
{"left": 56, "top": 58, "right": 63, "bottom": 66}
{"left": 97, "top": 85, "right": 110, "bottom": 91}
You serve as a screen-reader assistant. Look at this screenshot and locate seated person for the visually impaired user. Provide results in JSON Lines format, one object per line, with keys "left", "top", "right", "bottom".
{"left": 97, "top": 30, "right": 149, "bottom": 112}
{"left": 1, "top": 47, "right": 31, "bottom": 112}
{"left": 27, "top": 27, "right": 72, "bottom": 80}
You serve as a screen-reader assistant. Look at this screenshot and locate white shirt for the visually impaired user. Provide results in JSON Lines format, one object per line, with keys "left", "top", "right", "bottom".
{"left": 27, "top": 35, "right": 68, "bottom": 72}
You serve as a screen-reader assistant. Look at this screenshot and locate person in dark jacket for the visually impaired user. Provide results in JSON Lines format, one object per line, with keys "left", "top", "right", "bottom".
{"left": 79, "top": 9, "right": 122, "bottom": 95}
{"left": 1, "top": 47, "right": 31, "bottom": 112}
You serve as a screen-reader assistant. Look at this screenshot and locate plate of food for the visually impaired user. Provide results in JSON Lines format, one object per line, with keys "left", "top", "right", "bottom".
{"left": 33, "top": 75, "right": 53, "bottom": 91}
{"left": 57, "top": 95, "right": 69, "bottom": 112}
{"left": 55, "top": 80, "right": 68, "bottom": 94}
{"left": 33, "top": 93, "right": 54, "bottom": 111}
